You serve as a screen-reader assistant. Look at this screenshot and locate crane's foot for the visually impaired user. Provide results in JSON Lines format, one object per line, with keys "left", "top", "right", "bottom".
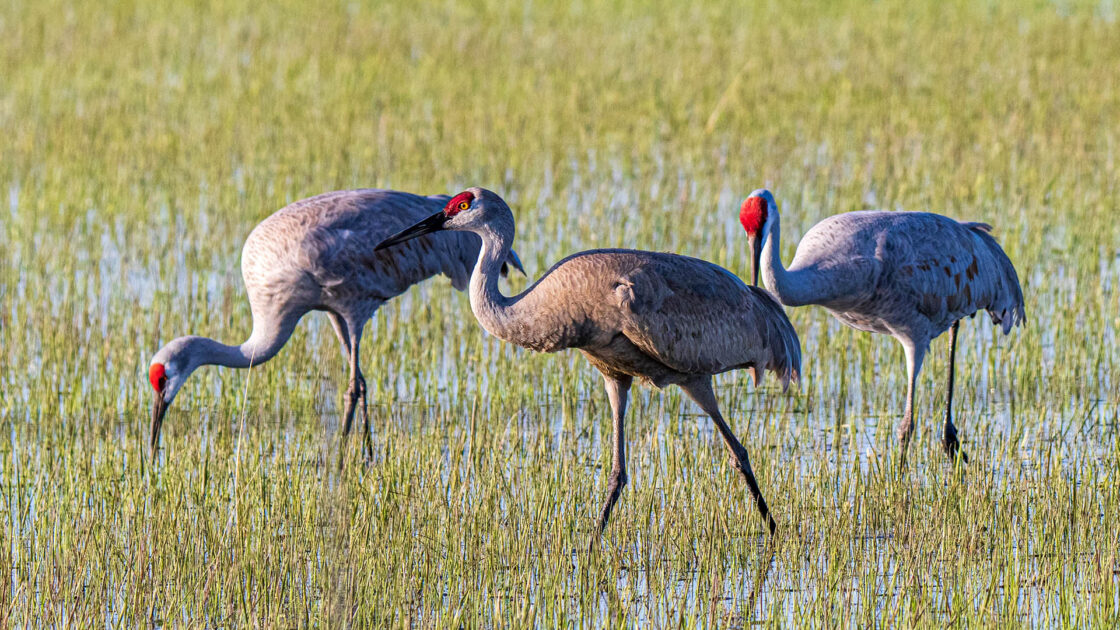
{"left": 725, "top": 446, "right": 778, "bottom": 539}
{"left": 587, "top": 470, "right": 627, "bottom": 556}
{"left": 897, "top": 420, "right": 915, "bottom": 473}
{"left": 747, "top": 485, "right": 778, "bottom": 540}
{"left": 356, "top": 377, "right": 374, "bottom": 462}
{"left": 942, "top": 423, "right": 969, "bottom": 465}
{"left": 586, "top": 535, "right": 600, "bottom": 557}
{"left": 361, "top": 430, "right": 374, "bottom": 463}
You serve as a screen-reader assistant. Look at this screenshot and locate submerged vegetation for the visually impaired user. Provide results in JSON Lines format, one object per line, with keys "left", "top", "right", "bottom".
{"left": 1, "top": 0, "right": 1118, "bottom": 626}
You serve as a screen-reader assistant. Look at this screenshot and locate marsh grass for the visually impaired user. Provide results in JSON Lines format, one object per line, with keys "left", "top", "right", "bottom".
{"left": 1, "top": 0, "right": 1119, "bottom": 626}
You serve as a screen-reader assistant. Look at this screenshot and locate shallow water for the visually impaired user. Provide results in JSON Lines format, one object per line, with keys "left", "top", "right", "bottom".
{"left": 4, "top": 0, "right": 1120, "bottom": 619}
{"left": 3, "top": 203, "right": 1119, "bottom": 625}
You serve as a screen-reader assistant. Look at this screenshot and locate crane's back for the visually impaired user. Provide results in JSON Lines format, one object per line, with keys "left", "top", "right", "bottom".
{"left": 497, "top": 249, "right": 800, "bottom": 387}
{"left": 238, "top": 189, "right": 484, "bottom": 316}
{"left": 790, "top": 210, "right": 1024, "bottom": 337}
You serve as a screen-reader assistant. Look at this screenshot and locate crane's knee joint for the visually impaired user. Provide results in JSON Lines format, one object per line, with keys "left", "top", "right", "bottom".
{"left": 608, "top": 470, "right": 628, "bottom": 490}
{"left": 726, "top": 445, "right": 750, "bottom": 468}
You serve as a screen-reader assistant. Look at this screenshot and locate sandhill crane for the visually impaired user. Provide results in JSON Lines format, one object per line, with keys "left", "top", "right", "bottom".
{"left": 147, "top": 189, "right": 524, "bottom": 457}
{"left": 375, "top": 187, "right": 801, "bottom": 542}
{"left": 739, "top": 189, "right": 1024, "bottom": 465}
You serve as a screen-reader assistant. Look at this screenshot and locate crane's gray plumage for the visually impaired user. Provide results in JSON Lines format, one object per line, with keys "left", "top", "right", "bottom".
{"left": 376, "top": 187, "right": 801, "bottom": 541}
{"left": 742, "top": 188, "right": 1024, "bottom": 464}
{"left": 148, "top": 189, "right": 524, "bottom": 457}
{"left": 481, "top": 249, "right": 800, "bottom": 388}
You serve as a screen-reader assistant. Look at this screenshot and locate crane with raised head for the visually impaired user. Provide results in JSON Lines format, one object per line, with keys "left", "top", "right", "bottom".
{"left": 739, "top": 188, "right": 1024, "bottom": 465}
{"left": 376, "top": 187, "right": 800, "bottom": 543}
{"left": 147, "top": 189, "right": 524, "bottom": 458}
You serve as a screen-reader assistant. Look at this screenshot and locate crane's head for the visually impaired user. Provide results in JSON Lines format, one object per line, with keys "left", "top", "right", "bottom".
{"left": 375, "top": 188, "right": 523, "bottom": 275}
{"left": 740, "top": 189, "right": 777, "bottom": 286}
{"left": 147, "top": 338, "right": 198, "bottom": 457}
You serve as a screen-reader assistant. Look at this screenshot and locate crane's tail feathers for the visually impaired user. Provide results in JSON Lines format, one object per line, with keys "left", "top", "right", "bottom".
{"left": 776, "top": 365, "right": 800, "bottom": 393}
{"left": 751, "top": 363, "right": 800, "bottom": 390}
{"left": 992, "top": 302, "right": 1027, "bottom": 334}
{"left": 750, "top": 286, "right": 803, "bottom": 392}
{"left": 968, "top": 223, "right": 1026, "bottom": 335}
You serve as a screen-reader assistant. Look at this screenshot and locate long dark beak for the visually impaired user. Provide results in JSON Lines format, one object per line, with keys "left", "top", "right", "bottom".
{"left": 150, "top": 393, "right": 168, "bottom": 457}
{"left": 375, "top": 212, "right": 449, "bottom": 250}
{"left": 748, "top": 234, "right": 762, "bottom": 287}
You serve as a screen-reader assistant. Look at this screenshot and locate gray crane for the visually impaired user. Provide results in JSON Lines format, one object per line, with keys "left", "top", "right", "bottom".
{"left": 147, "top": 189, "right": 524, "bottom": 457}
{"left": 376, "top": 187, "right": 801, "bottom": 541}
{"left": 740, "top": 189, "right": 1024, "bottom": 465}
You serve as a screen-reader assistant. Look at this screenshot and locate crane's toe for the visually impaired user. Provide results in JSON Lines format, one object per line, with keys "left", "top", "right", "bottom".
{"left": 942, "top": 423, "right": 969, "bottom": 465}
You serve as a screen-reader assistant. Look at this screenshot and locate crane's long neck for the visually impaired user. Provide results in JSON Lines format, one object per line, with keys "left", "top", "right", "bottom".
{"left": 180, "top": 312, "right": 300, "bottom": 373}
{"left": 213, "top": 324, "right": 292, "bottom": 367}
{"left": 759, "top": 215, "right": 823, "bottom": 307}
{"left": 467, "top": 223, "right": 519, "bottom": 340}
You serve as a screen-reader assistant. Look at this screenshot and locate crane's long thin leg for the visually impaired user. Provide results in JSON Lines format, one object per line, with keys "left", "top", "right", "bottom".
{"left": 328, "top": 312, "right": 357, "bottom": 471}
{"left": 942, "top": 321, "right": 969, "bottom": 464}
{"left": 590, "top": 374, "right": 632, "bottom": 553}
{"left": 327, "top": 313, "right": 359, "bottom": 439}
{"left": 345, "top": 319, "right": 372, "bottom": 461}
{"left": 898, "top": 340, "right": 925, "bottom": 470}
{"left": 679, "top": 378, "right": 777, "bottom": 537}
{"left": 328, "top": 312, "right": 352, "bottom": 364}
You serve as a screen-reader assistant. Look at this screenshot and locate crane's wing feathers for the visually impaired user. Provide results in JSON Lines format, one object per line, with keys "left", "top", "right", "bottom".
{"left": 613, "top": 255, "right": 801, "bottom": 387}
{"left": 276, "top": 190, "right": 475, "bottom": 299}
{"left": 961, "top": 223, "right": 1026, "bottom": 332}
{"left": 890, "top": 216, "right": 1025, "bottom": 333}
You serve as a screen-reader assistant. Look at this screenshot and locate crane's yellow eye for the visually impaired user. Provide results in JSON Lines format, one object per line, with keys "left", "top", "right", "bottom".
{"left": 457, "top": 201, "right": 469, "bottom": 211}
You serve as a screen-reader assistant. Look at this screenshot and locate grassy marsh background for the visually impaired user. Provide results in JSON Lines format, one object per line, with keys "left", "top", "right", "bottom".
{"left": 1, "top": 0, "right": 1119, "bottom": 626}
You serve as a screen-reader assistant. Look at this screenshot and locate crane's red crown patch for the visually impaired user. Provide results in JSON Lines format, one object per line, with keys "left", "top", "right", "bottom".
{"left": 445, "top": 191, "right": 476, "bottom": 217}
{"left": 740, "top": 196, "right": 768, "bottom": 234}
{"left": 149, "top": 363, "right": 166, "bottom": 392}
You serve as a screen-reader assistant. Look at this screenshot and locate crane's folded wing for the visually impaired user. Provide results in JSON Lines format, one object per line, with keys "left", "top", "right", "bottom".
{"left": 616, "top": 258, "right": 800, "bottom": 386}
